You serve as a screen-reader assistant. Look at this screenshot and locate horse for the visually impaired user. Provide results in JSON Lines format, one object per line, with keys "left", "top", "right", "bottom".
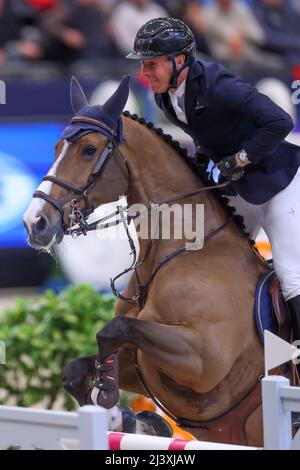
{"left": 24, "top": 75, "right": 270, "bottom": 446}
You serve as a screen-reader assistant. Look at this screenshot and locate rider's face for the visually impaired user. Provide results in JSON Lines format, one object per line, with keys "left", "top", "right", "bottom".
{"left": 141, "top": 56, "right": 173, "bottom": 93}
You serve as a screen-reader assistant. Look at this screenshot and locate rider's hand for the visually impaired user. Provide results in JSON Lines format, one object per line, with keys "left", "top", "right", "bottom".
{"left": 217, "top": 154, "right": 247, "bottom": 182}
{"left": 194, "top": 148, "right": 210, "bottom": 172}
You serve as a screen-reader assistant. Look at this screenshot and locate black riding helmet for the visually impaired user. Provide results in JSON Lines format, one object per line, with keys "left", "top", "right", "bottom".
{"left": 126, "top": 17, "right": 196, "bottom": 90}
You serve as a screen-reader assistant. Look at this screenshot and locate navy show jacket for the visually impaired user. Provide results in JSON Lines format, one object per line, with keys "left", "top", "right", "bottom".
{"left": 155, "top": 60, "right": 300, "bottom": 204}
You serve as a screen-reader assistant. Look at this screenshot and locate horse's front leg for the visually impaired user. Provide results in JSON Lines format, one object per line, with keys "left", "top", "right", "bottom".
{"left": 62, "top": 345, "right": 145, "bottom": 408}
{"left": 62, "top": 353, "right": 138, "bottom": 433}
{"left": 62, "top": 354, "right": 96, "bottom": 406}
{"left": 93, "top": 315, "right": 202, "bottom": 408}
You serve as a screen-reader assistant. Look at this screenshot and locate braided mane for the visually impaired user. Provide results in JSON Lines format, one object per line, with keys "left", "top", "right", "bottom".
{"left": 123, "top": 111, "right": 252, "bottom": 241}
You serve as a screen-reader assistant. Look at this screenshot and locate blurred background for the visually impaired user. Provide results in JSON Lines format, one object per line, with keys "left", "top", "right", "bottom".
{"left": 0, "top": 0, "right": 300, "bottom": 435}
{"left": 0, "top": 0, "right": 300, "bottom": 289}
{"left": 0, "top": 0, "right": 299, "bottom": 295}
{"left": 0, "top": 0, "right": 300, "bottom": 296}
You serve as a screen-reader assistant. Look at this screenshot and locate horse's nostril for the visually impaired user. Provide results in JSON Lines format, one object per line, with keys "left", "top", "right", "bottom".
{"left": 33, "top": 214, "right": 49, "bottom": 233}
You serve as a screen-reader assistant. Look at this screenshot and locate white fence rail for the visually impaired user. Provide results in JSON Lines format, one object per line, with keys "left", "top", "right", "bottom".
{"left": 0, "top": 376, "right": 300, "bottom": 450}
{"left": 262, "top": 375, "right": 300, "bottom": 450}
{"left": 0, "top": 405, "right": 108, "bottom": 450}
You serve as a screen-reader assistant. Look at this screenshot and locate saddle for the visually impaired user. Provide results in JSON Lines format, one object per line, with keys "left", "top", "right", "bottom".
{"left": 255, "top": 269, "right": 299, "bottom": 381}
{"left": 178, "top": 272, "right": 299, "bottom": 446}
{"left": 255, "top": 269, "right": 290, "bottom": 342}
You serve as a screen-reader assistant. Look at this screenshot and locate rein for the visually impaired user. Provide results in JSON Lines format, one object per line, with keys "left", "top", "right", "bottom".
{"left": 108, "top": 179, "right": 231, "bottom": 309}
{"left": 110, "top": 216, "right": 231, "bottom": 310}
{"left": 34, "top": 114, "right": 240, "bottom": 428}
{"left": 33, "top": 116, "right": 231, "bottom": 307}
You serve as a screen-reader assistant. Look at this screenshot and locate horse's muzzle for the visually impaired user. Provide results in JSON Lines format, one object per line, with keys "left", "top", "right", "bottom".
{"left": 24, "top": 212, "right": 64, "bottom": 249}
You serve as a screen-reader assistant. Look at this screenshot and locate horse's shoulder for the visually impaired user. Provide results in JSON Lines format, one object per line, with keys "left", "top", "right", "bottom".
{"left": 115, "top": 300, "right": 139, "bottom": 319}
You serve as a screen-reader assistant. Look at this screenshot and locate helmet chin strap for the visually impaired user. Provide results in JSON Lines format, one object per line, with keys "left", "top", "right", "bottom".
{"left": 166, "top": 53, "right": 194, "bottom": 91}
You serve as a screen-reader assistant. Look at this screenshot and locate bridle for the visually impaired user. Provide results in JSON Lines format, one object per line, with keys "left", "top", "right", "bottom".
{"left": 33, "top": 116, "right": 130, "bottom": 237}
{"left": 33, "top": 114, "right": 232, "bottom": 307}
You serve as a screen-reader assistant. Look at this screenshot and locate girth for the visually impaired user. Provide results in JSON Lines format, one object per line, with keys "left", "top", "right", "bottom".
{"left": 134, "top": 353, "right": 262, "bottom": 445}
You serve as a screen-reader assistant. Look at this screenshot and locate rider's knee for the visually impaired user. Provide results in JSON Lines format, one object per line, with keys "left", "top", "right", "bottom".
{"left": 276, "top": 270, "right": 300, "bottom": 301}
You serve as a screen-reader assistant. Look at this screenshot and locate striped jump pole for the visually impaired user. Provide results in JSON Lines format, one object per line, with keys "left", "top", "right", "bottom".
{"left": 108, "top": 432, "right": 260, "bottom": 450}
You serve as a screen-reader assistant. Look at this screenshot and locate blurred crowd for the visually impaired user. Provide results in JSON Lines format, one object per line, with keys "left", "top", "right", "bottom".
{"left": 1, "top": 0, "right": 300, "bottom": 79}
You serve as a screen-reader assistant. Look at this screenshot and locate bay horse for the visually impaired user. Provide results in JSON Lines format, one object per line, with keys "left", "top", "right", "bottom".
{"left": 23, "top": 76, "right": 268, "bottom": 446}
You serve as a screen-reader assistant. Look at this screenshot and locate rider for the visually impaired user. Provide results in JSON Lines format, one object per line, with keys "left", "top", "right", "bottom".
{"left": 126, "top": 17, "right": 300, "bottom": 347}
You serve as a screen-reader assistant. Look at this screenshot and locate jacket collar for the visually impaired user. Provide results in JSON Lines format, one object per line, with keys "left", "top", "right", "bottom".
{"left": 184, "top": 60, "right": 204, "bottom": 121}
{"left": 188, "top": 60, "right": 204, "bottom": 81}
{"left": 158, "top": 60, "right": 205, "bottom": 128}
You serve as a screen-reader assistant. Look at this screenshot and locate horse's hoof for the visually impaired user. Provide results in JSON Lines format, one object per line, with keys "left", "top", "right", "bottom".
{"left": 135, "top": 410, "right": 173, "bottom": 437}
{"left": 86, "top": 386, "right": 120, "bottom": 409}
{"left": 62, "top": 359, "right": 86, "bottom": 395}
{"left": 119, "top": 405, "right": 137, "bottom": 433}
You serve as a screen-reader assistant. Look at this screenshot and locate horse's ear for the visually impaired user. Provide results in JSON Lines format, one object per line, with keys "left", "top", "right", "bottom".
{"left": 102, "top": 75, "right": 131, "bottom": 122}
{"left": 70, "top": 76, "right": 88, "bottom": 114}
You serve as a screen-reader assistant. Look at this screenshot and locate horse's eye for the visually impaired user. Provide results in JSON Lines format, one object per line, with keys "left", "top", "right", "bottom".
{"left": 83, "top": 146, "right": 97, "bottom": 157}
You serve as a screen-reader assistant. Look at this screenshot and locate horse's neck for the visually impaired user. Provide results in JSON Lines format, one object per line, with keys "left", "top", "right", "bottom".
{"left": 123, "top": 119, "right": 227, "bottom": 258}
{"left": 124, "top": 118, "right": 205, "bottom": 205}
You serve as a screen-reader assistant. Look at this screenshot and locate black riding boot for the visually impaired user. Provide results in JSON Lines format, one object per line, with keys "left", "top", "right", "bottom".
{"left": 287, "top": 296, "right": 300, "bottom": 378}
{"left": 287, "top": 296, "right": 300, "bottom": 426}
{"left": 287, "top": 295, "right": 300, "bottom": 342}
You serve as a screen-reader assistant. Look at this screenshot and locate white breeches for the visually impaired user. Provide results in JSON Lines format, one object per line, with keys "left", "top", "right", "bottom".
{"left": 226, "top": 167, "right": 300, "bottom": 301}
